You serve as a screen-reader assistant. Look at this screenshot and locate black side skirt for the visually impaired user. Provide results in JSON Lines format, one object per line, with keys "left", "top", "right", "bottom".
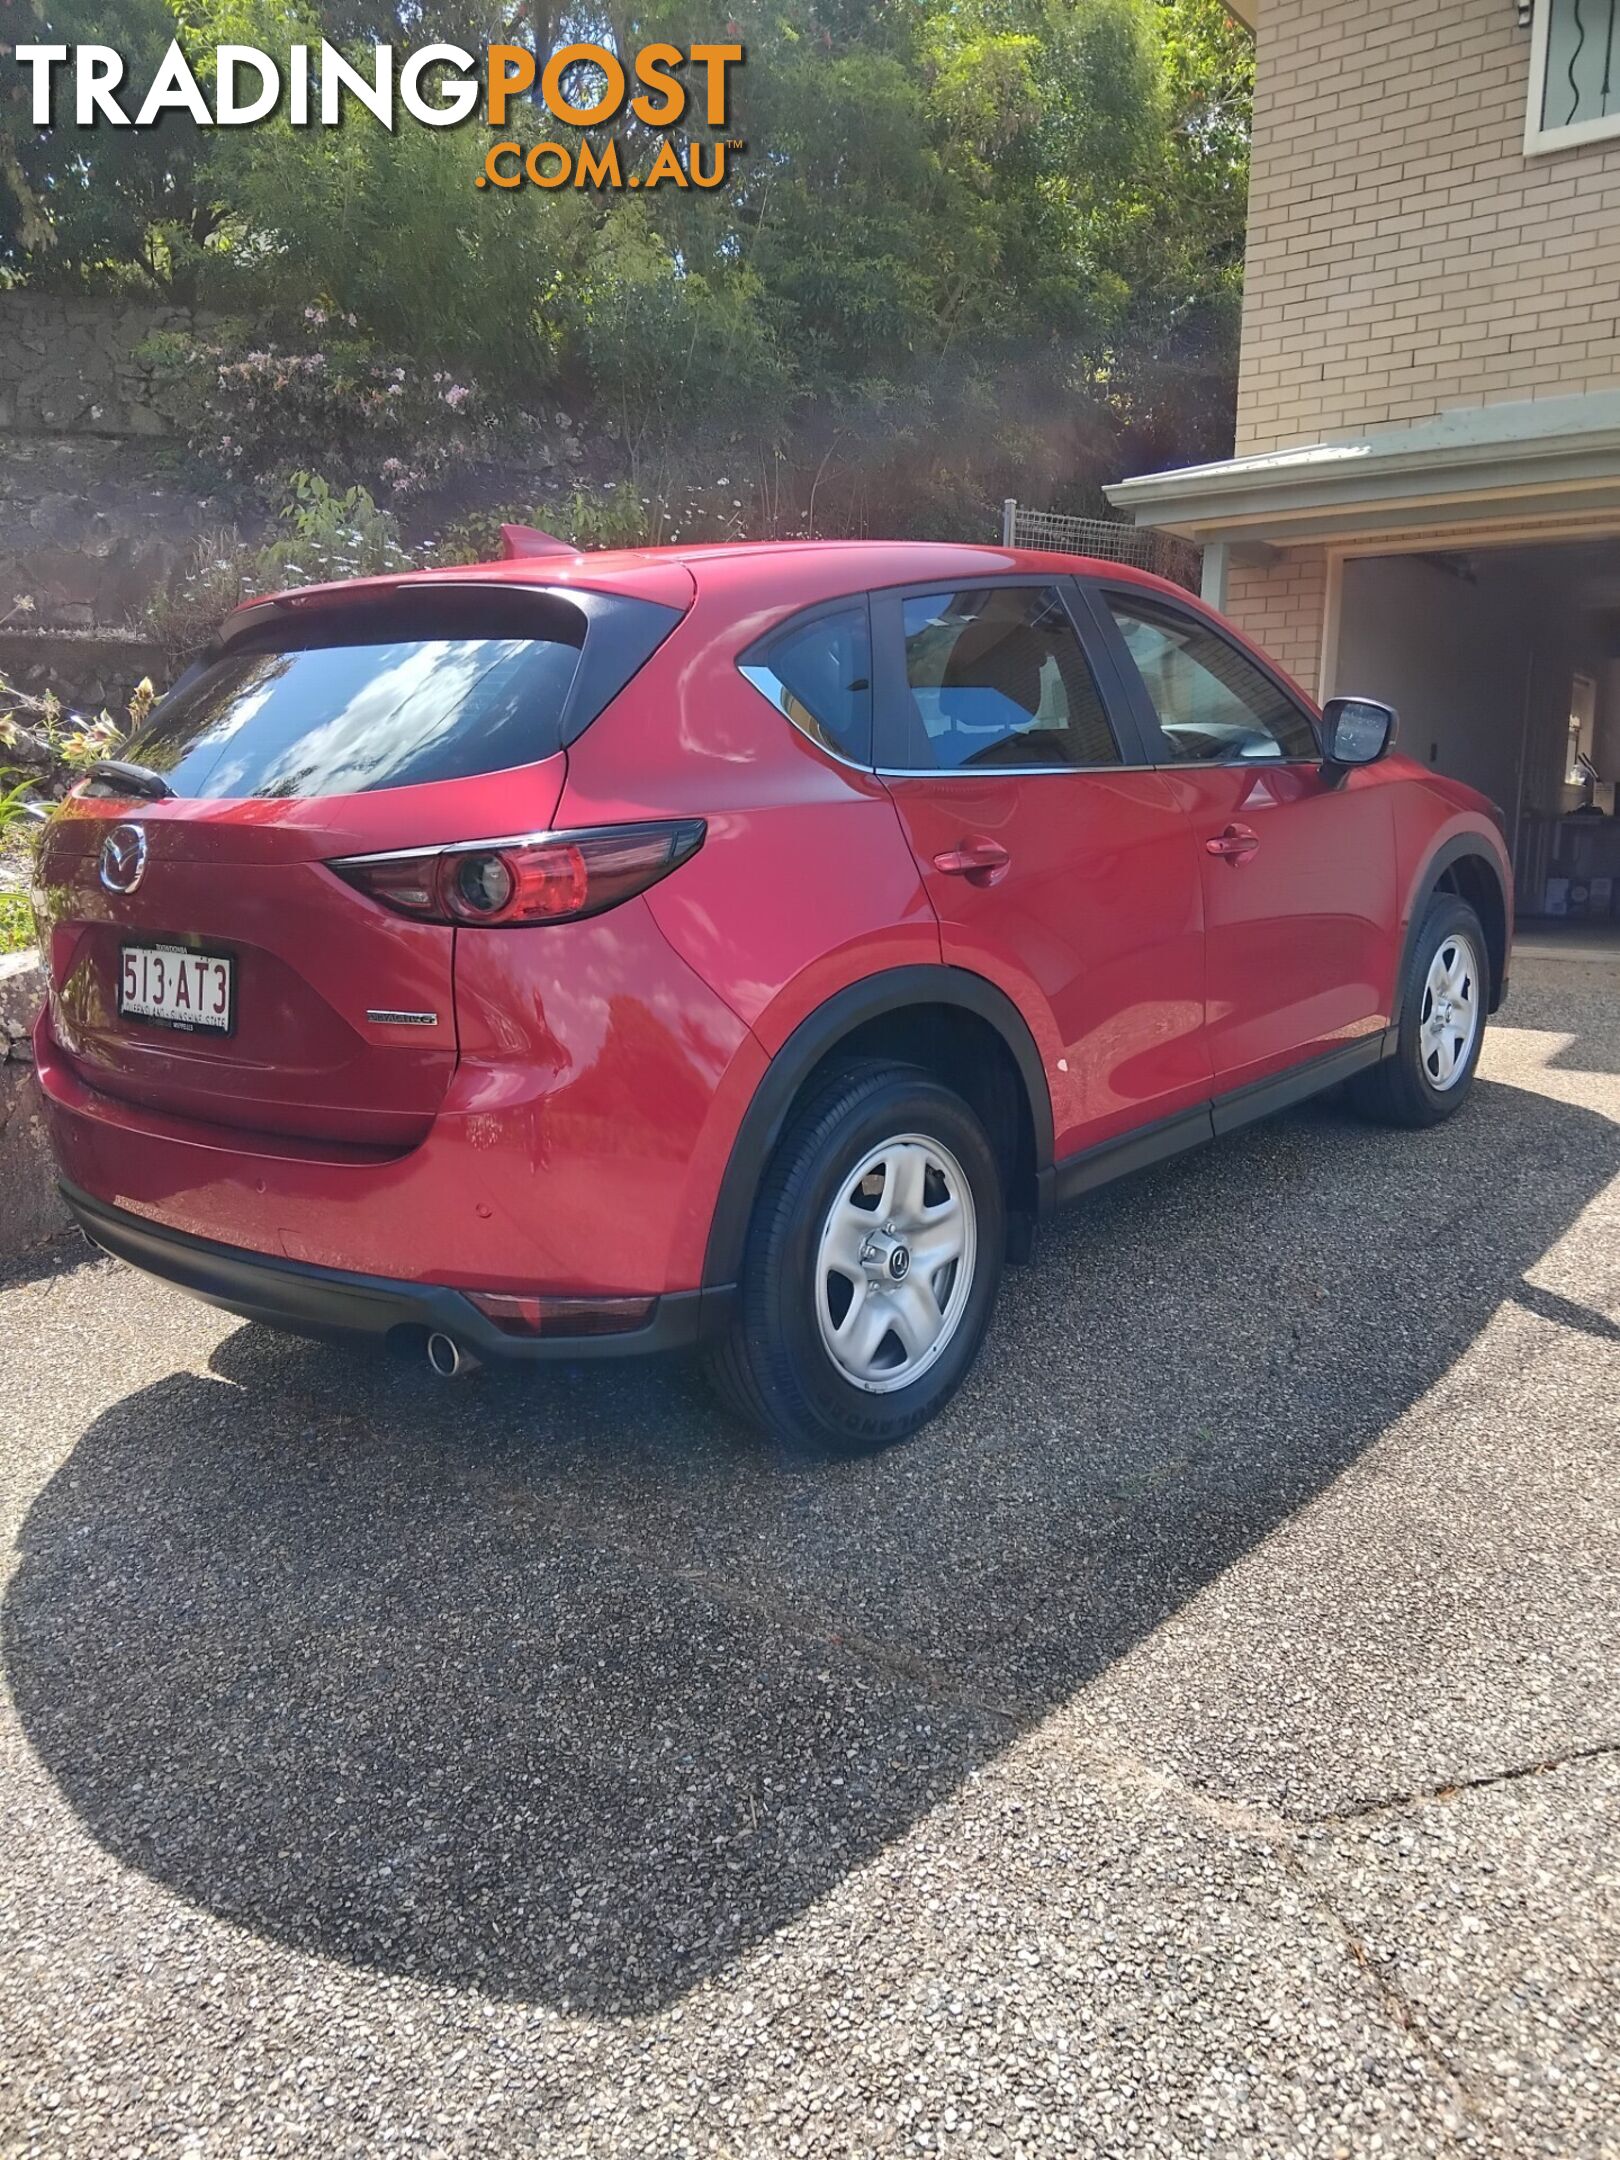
{"left": 1052, "top": 1031, "right": 1391, "bottom": 1210}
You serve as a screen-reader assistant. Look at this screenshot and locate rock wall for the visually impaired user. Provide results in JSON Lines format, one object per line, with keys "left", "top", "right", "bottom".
{"left": 0, "top": 627, "right": 171, "bottom": 716}
{"left": 0, "top": 952, "right": 68, "bottom": 1259}
{"left": 0, "top": 292, "right": 226, "bottom": 640}
{"left": 0, "top": 433, "right": 208, "bottom": 636}
{"left": 0, "top": 294, "right": 193, "bottom": 440}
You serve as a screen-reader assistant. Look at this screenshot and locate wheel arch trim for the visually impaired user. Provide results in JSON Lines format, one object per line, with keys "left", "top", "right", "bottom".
{"left": 702, "top": 966, "right": 1055, "bottom": 1288}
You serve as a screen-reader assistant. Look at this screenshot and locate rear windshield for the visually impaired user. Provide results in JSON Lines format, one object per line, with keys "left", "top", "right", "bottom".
{"left": 126, "top": 590, "right": 667, "bottom": 800}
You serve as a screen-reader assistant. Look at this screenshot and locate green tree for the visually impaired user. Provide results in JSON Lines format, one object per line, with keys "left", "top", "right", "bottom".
{"left": 2, "top": 0, "right": 1252, "bottom": 529}
{"left": 1, "top": 0, "right": 232, "bottom": 292}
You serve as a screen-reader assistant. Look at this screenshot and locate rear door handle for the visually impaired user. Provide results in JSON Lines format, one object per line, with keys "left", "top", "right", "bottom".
{"left": 1205, "top": 823, "right": 1260, "bottom": 863}
{"left": 933, "top": 837, "right": 1010, "bottom": 884}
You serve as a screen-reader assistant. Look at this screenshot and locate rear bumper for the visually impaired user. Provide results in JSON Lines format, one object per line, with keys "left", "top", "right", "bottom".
{"left": 62, "top": 1179, "right": 734, "bottom": 1361}
{"left": 34, "top": 942, "right": 768, "bottom": 1300}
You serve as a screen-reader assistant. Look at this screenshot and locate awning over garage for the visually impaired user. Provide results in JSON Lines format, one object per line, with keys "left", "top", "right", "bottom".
{"left": 1105, "top": 391, "right": 1620, "bottom": 602}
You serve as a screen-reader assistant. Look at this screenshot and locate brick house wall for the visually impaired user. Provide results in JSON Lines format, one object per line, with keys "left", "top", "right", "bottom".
{"left": 1226, "top": 552, "right": 1329, "bottom": 691}
{"left": 1237, "top": 0, "right": 1620, "bottom": 455}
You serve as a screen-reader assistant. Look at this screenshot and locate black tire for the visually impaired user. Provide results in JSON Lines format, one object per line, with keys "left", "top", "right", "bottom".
{"left": 1349, "top": 893, "right": 1489, "bottom": 1128}
{"left": 706, "top": 1060, "right": 1006, "bottom": 1457}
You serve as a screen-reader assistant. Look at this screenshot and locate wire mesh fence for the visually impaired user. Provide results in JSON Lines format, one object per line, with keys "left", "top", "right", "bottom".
{"left": 1000, "top": 501, "right": 1203, "bottom": 595}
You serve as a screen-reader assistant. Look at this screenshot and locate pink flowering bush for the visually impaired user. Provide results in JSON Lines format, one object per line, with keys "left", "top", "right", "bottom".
{"left": 139, "top": 324, "right": 502, "bottom": 503}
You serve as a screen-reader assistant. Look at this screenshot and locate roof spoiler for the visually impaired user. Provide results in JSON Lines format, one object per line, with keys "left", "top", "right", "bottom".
{"left": 501, "top": 524, "right": 579, "bottom": 560}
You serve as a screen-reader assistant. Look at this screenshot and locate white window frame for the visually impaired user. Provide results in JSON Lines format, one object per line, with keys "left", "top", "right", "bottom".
{"left": 1525, "top": 0, "right": 1620, "bottom": 157}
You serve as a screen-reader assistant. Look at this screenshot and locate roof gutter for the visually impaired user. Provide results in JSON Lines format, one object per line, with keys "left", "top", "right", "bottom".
{"left": 1106, "top": 416, "right": 1620, "bottom": 548}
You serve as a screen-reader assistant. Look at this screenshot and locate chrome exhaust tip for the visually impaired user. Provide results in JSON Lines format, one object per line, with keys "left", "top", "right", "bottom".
{"left": 426, "top": 1331, "right": 478, "bottom": 1379}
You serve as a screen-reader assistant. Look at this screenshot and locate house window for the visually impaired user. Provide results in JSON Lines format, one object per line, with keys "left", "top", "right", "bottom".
{"left": 1526, "top": 0, "right": 1620, "bottom": 155}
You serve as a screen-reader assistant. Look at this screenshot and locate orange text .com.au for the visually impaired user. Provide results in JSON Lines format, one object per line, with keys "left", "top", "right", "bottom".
{"left": 480, "top": 137, "right": 733, "bottom": 191}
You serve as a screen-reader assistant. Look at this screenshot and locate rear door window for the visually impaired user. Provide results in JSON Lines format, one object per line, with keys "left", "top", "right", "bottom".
{"left": 125, "top": 589, "right": 677, "bottom": 800}
{"left": 886, "top": 586, "right": 1121, "bottom": 772}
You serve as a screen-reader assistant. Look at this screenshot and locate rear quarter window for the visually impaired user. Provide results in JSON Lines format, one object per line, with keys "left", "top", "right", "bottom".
{"left": 126, "top": 588, "right": 680, "bottom": 800}
{"left": 738, "top": 601, "right": 874, "bottom": 767}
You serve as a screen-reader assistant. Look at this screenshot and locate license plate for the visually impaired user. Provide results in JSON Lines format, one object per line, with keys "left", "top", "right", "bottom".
{"left": 119, "top": 944, "right": 234, "bottom": 1034}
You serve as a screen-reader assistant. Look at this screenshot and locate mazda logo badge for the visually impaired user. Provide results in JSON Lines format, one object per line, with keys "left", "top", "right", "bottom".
{"left": 99, "top": 824, "right": 147, "bottom": 895}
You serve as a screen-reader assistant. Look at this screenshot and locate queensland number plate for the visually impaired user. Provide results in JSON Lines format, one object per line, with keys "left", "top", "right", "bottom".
{"left": 119, "top": 944, "right": 234, "bottom": 1034}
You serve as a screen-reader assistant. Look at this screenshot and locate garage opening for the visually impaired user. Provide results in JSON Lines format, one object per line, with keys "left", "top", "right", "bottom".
{"left": 1334, "top": 539, "right": 1620, "bottom": 941}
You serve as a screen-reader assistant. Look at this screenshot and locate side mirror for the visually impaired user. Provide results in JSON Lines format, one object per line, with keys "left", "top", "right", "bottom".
{"left": 1321, "top": 696, "right": 1397, "bottom": 777}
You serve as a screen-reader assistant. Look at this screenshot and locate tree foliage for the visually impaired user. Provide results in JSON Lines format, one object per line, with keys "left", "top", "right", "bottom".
{"left": 0, "top": 0, "right": 1252, "bottom": 536}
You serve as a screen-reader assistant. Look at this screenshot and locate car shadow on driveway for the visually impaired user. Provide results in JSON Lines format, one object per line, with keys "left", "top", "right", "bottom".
{"left": 6, "top": 1074, "right": 1618, "bottom": 2013}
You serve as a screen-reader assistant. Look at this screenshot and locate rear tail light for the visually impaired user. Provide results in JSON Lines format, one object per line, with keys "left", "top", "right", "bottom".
{"left": 328, "top": 820, "right": 705, "bottom": 926}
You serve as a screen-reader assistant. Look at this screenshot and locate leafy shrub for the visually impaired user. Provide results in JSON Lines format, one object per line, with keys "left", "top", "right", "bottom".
{"left": 0, "top": 674, "right": 147, "bottom": 954}
{"left": 0, "top": 890, "right": 33, "bottom": 958}
{"left": 435, "top": 474, "right": 776, "bottom": 563}
{"left": 0, "top": 665, "right": 155, "bottom": 801}
{"left": 0, "top": 776, "right": 44, "bottom": 839}
{"left": 435, "top": 484, "right": 659, "bottom": 564}
{"left": 141, "top": 527, "right": 260, "bottom": 658}
{"left": 257, "top": 473, "right": 416, "bottom": 581}
{"left": 573, "top": 214, "right": 795, "bottom": 483}
{"left": 146, "top": 476, "right": 416, "bottom": 660}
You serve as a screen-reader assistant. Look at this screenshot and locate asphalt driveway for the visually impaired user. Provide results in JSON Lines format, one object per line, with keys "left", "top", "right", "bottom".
{"left": 1, "top": 949, "right": 1616, "bottom": 2158}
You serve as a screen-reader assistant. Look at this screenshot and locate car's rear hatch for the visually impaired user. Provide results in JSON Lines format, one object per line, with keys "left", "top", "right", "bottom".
{"left": 33, "top": 576, "right": 685, "bottom": 1149}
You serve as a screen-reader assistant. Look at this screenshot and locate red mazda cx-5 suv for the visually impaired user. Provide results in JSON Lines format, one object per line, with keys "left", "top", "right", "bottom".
{"left": 31, "top": 537, "right": 1511, "bottom": 1451}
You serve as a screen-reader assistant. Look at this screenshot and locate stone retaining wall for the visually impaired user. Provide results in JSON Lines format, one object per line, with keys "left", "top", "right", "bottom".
{"left": 0, "top": 292, "right": 226, "bottom": 638}
{"left": 0, "top": 952, "right": 69, "bottom": 1258}
{"left": 0, "top": 627, "right": 171, "bottom": 718}
{"left": 0, "top": 294, "right": 193, "bottom": 441}
{"left": 0, "top": 434, "right": 214, "bottom": 635}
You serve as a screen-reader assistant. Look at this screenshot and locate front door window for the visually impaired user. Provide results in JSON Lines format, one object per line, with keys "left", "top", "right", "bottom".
{"left": 1103, "top": 592, "right": 1319, "bottom": 766}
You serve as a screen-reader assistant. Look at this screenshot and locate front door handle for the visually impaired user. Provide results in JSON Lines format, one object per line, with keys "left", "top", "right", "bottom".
{"left": 1205, "top": 823, "right": 1260, "bottom": 863}
{"left": 933, "top": 837, "right": 1010, "bottom": 885}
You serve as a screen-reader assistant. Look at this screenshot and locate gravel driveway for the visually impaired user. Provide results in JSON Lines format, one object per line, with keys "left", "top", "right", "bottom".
{"left": 1, "top": 950, "right": 1616, "bottom": 2158}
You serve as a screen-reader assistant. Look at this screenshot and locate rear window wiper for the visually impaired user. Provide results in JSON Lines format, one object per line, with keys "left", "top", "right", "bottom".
{"left": 89, "top": 758, "right": 175, "bottom": 801}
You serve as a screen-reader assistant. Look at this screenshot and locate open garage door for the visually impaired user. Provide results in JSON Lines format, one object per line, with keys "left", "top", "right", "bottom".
{"left": 1333, "top": 540, "right": 1620, "bottom": 934}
